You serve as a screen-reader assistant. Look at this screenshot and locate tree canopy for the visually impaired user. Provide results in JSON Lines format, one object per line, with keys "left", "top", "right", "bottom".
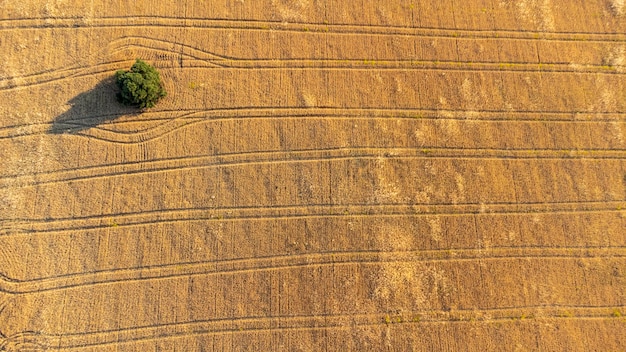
{"left": 115, "top": 59, "right": 167, "bottom": 109}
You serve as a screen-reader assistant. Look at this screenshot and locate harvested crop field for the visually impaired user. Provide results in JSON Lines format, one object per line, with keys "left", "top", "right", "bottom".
{"left": 1, "top": 1, "right": 625, "bottom": 351}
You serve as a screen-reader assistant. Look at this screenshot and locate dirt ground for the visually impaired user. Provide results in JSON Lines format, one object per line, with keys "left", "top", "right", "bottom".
{"left": 0, "top": 1, "right": 625, "bottom": 351}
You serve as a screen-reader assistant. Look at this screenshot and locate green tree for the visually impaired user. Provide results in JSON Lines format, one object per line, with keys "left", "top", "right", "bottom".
{"left": 115, "top": 59, "right": 167, "bottom": 109}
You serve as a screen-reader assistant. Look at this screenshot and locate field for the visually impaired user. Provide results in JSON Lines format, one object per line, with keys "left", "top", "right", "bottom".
{"left": 1, "top": 1, "right": 625, "bottom": 351}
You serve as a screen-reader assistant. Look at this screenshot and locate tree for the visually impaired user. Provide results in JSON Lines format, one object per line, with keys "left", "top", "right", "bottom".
{"left": 115, "top": 59, "right": 167, "bottom": 109}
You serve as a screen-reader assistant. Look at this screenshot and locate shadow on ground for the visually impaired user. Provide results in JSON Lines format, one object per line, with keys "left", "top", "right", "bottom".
{"left": 49, "top": 77, "right": 140, "bottom": 134}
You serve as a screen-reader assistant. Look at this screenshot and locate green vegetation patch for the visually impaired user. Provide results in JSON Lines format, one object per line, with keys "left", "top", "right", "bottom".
{"left": 115, "top": 59, "right": 167, "bottom": 109}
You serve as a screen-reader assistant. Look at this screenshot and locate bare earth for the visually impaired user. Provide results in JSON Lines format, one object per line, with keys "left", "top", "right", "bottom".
{"left": 1, "top": 1, "right": 625, "bottom": 351}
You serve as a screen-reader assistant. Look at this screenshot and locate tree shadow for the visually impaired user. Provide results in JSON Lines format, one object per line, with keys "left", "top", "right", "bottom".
{"left": 49, "top": 77, "right": 140, "bottom": 134}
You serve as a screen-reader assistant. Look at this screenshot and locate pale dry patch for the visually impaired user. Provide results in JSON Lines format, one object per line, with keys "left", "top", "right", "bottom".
{"left": 1, "top": 111, "right": 57, "bottom": 220}
{"left": 371, "top": 72, "right": 385, "bottom": 84}
{"left": 609, "top": 121, "right": 625, "bottom": 145}
{"left": 374, "top": 222, "right": 415, "bottom": 252}
{"left": 460, "top": 78, "right": 476, "bottom": 108}
{"left": 505, "top": 231, "right": 517, "bottom": 242}
{"left": 502, "top": 0, "right": 555, "bottom": 30}
{"left": 435, "top": 118, "right": 461, "bottom": 143}
{"left": 375, "top": 6, "right": 393, "bottom": 24}
{"left": 455, "top": 174, "right": 465, "bottom": 195}
{"left": 374, "top": 262, "right": 420, "bottom": 302}
{"left": 437, "top": 106, "right": 458, "bottom": 125}
{"left": 3, "top": 42, "right": 32, "bottom": 80}
{"left": 567, "top": 63, "right": 586, "bottom": 72}
{"left": 609, "top": 0, "right": 625, "bottom": 16}
{"left": 534, "top": 281, "right": 560, "bottom": 306}
{"left": 427, "top": 216, "right": 443, "bottom": 242}
{"left": 587, "top": 82, "right": 618, "bottom": 119}
{"left": 371, "top": 182, "right": 401, "bottom": 203}
{"left": 42, "top": 0, "right": 69, "bottom": 17}
{"left": 299, "top": 92, "right": 317, "bottom": 107}
{"left": 461, "top": 78, "right": 473, "bottom": 101}
{"left": 413, "top": 185, "right": 433, "bottom": 203}
{"left": 437, "top": 96, "right": 449, "bottom": 110}
{"left": 576, "top": 180, "right": 591, "bottom": 199}
{"left": 412, "top": 128, "right": 427, "bottom": 146}
{"left": 603, "top": 46, "right": 625, "bottom": 72}
{"left": 206, "top": 222, "right": 225, "bottom": 245}
{"left": 460, "top": 78, "right": 482, "bottom": 118}
{"left": 372, "top": 216, "right": 452, "bottom": 309}
{"left": 451, "top": 173, "right": 467, "bottom": 204}
{"left": 392, "top": 77, "right": 404, "bottom": 94}
{"left": 600, "top": 86, "right": 617, "bottom": 111}
{"left": 369, "top": 156, "right": 404, "bottom": 203}
{"left": 271, "top": 0, "right": 311, "bottom": 22}
{"left": 477, "top": 238, "right": 492, "bottom": 252}
{"left": 373, "top": 262, "right": 452, "bottom": 310}
{"left": 0, "top": 185, "right": 21, "bottom": 216}
{"left": 422, "top": 161, "right": 437, "bottom": 177}
{"left": 538, "top": 0, "right": 555, "bottom": 30}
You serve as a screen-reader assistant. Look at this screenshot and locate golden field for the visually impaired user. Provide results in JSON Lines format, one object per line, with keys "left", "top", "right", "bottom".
{"left": 0, "top": 1, "right": 625, "bottom": 351}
